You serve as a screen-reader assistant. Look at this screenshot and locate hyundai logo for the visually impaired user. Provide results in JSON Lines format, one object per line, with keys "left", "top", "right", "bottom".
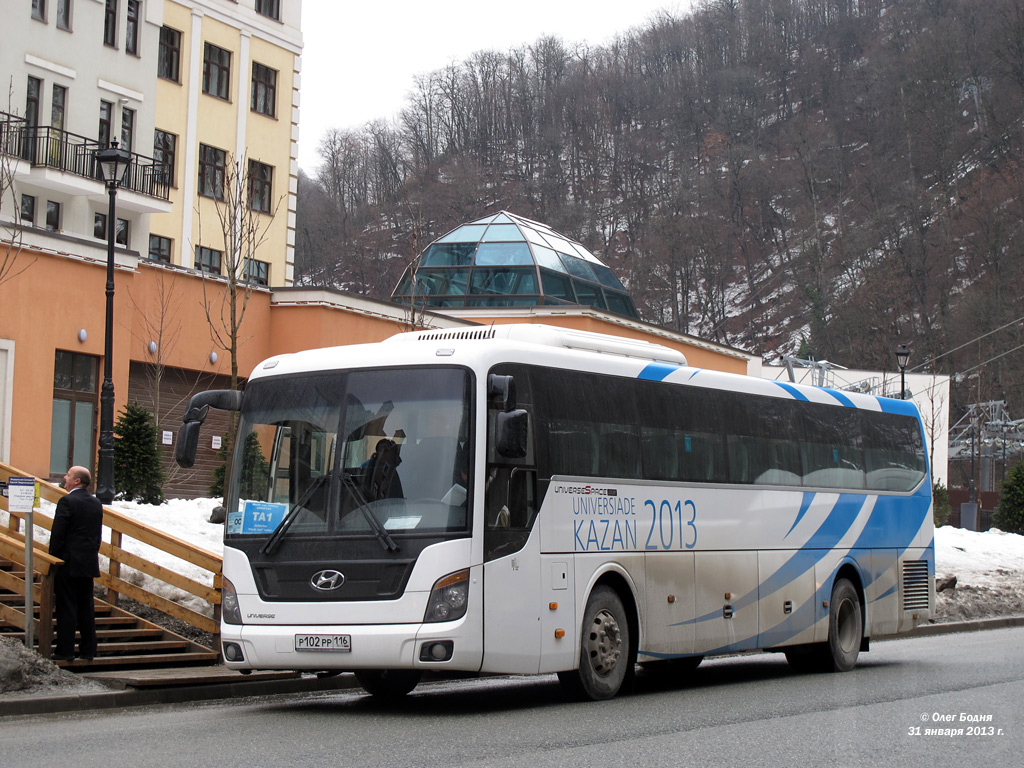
{"left": 311, "top": 570, "right": 345, "bottom": 591}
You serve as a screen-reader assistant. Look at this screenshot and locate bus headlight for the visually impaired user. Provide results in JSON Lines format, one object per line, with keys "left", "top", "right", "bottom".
{"left": 424, "top": 569, "right": 469, "bottom": 623}
{"left": 222, "top": 577, "right": 243, "bottom": 625}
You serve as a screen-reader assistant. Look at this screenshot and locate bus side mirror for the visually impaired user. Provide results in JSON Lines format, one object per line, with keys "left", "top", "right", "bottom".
{"left": 495, "top": 409, "right": 529, "bottom": 459}
{"left": 488, "top": 374, "right": 517, "bottom": 412}
{"left": 175, "top": 389, "right": 243, "bottom": 468}
{"left": 175, "top": 420, "right": 202, "bottom": 468}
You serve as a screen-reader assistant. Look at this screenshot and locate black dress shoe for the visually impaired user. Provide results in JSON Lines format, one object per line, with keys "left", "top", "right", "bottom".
{"left": 52, "top": 654, "right": 74, "bottom": 661}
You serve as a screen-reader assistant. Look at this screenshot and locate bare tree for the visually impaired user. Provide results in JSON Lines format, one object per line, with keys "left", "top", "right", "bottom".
{"left": 197, "top": 152, "right": 281, "bottom": 391}
{"left": 127, "top": 267, "right": 184, "bottom": 429}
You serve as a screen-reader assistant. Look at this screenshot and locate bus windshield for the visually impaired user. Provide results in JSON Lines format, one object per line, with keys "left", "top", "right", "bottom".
{"left": 225, "top": 367, "right": 473, "bottom": 548}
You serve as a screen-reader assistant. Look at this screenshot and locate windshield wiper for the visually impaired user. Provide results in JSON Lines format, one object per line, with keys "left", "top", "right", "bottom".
{"left": 260, "top": 475, "right": 328, "bottom": 556}
{"left": 341, "top": 473, "right": 400, "bottom": 552}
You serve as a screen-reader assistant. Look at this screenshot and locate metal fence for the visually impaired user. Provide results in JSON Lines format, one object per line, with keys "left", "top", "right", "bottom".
{"left": 1, "top": 111, "right": 169, "bottom": 201}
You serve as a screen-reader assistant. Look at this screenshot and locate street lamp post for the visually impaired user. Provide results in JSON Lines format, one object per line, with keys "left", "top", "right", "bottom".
{"left": 895, "top": 343, "right": 910, "bottom": 400}
{"left": 94, "top": 141, "right": 132, "bottom": 504}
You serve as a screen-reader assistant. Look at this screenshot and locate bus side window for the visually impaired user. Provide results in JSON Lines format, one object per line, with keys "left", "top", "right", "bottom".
{"left": 484, "top": 466, "right": 536, "bottom": 561}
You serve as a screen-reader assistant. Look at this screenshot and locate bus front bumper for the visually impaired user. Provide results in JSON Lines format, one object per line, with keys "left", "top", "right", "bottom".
{"left": 219, "top": 621, "right": 481, "bottom": 672}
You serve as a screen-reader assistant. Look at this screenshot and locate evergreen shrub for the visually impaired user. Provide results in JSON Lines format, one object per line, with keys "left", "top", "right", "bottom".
{"left": 113, "top": 402, "right": 165, "bottom": 505}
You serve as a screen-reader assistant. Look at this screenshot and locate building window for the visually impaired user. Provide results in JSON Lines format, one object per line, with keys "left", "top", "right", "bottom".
{"left": 103, "top": 0, "right": 117, "bottom": 47}
{"left": 243, "top": 259, "right": 269, "bottom": 286}
{"left": 255, "top": 0, "right": 280, "bottom": 20}
{"left": 153, "top": 129, "right": 177, "bottom": 187}
{"left": 21, "top": 195, "right": 36, "bottom": 226}
{"left": 98, "top": 100, "right": 112, "bottom": 148}
{"left": 46, "top": 200, "right": 61, "bottom": 231}
{"left": 251, "top": 62, "right": 277, "bottom": 117}
{"left": 198, "top": 144, "right": 226, "bottom": 200}
{"left": 57, "top": 0, "right": 71, "bottom": 30}
{"left": 50, "top": 351, "right": 100, "bottom": 476}
{"left": 94, "top": 215, "right": 128, "bottom": 245}
{"left": 149, "top": 234, "right": 172, "bottom": 263}
{"left": 158, "top": 26, "right": 181, "bottom": 82}
{"left": 26, "top": 76, "right": 41, "bottom": 127}
{"left": 126, "top": 0, "right": 140, "bottom": 54}
{"left": 51, "top": 84, "right": 67, "bottom": 132}
{"left": 121, "top": 106, "right": 135, "bottom": 152}
{"left": 248, "top": 159, "right": 273, "bottom": 213}
{"left": 195, "top": 245, "right": 222, "bottom": 275}
{"left": 202, "top": 42, "right": 231, "bottom": 100}
{"left": 24, "top": 77, "right": 41, "bottom": 161}
{"left": 32, "top": 0, "right": 46, "bottom": 22}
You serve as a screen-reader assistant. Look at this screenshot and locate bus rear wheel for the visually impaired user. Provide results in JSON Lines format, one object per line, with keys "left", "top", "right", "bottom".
{"left": 826, "top": 578, "right": 863, "bottom": 672}
{"left": 354, "top": 669, "right": 422, "bottom": 699}
{"left": 785, "top": 577, "right": 863, "bottom": 673}
{"left": 559, "top": 585, "right": 633, "bottom": 700}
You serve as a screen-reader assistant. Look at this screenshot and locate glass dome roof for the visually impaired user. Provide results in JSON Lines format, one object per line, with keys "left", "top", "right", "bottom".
{"left": 392, "top": 211, "right": 638, "bottom": 319}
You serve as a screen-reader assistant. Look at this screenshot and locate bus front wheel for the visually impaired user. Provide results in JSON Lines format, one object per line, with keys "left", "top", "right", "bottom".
{"left": 559, "top": 585, "right": 633, "bottom": 700}
{"left": 354, "top": 669, "right": 422, "bottom": 699}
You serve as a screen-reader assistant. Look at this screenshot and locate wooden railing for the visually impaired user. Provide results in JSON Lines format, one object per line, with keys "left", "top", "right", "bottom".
{"left": 0, "top": 529, "right": 60, "bottom": 657}
{"left": 0, "top": 461, "right": 222, "bottom": 651}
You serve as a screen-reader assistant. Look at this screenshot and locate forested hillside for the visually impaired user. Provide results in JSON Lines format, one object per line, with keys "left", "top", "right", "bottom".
{"left": 295, "top": 0, "right": 1024, "bottom": 417}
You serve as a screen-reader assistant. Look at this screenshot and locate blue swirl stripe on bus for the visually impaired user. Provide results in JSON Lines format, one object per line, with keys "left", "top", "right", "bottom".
{"left": 670, "top": 494, "right": 866, "bottom": 628}
{"left": 660, "top": 488, "right": 933, "bottom": 654}
{"left": 636, "top": 362, "right": 702, "bottom": 382}
{"left": 785, "top": 492, "right": 816, "bottom": 538}
{"left": 849, "top": 481, "right": 931, "bottom": 552}
{"left": 771, "top": 381, "right": 809, "bottom": 401}
{"left": 637, "top": 362, "right": 680, "bottom": 382}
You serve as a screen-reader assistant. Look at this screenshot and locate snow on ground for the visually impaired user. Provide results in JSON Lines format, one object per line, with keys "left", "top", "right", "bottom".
{"left": 934, "top": 525, "right": 1024, "bottom": 585}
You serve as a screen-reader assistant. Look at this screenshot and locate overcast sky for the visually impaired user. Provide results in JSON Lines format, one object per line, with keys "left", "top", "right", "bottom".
{"left": 297, "top": 0, "right": 688, "bottom": 172}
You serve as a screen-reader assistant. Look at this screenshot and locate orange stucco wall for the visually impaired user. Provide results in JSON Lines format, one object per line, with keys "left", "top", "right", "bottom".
{"left": 266, "top": 305, "right": 411, "bottom": 357}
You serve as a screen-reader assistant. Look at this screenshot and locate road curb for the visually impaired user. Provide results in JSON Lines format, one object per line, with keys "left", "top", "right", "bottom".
{"left": 3, "top": 616, "right": 1022, "bottom": 718}
{"left": 889, "top": 614, "right": 1024, "bottom": 638}
{"left": 0, "top": 670, "right": 362, "bottom": 719}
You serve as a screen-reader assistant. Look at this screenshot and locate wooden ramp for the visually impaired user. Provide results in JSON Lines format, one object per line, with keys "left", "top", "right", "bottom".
{"left": 0, "top": 566, "right": 218, "bottom": 669}
{"left": 1, "top": 461, "right": 223, "bottom": 672}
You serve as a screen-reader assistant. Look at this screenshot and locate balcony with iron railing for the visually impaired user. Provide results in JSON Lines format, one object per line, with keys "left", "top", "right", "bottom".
{"left": 1, "top": 111, "right": 169, "bottom": 201}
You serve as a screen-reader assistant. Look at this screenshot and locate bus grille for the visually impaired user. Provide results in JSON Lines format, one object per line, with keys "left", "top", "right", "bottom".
{"left": 902, "top": 560, "right": 931, "bottom": 611}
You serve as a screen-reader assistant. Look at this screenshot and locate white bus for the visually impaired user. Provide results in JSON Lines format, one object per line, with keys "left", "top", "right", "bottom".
{"left": 176, "top": 324, "right": 934, "bottom": 700}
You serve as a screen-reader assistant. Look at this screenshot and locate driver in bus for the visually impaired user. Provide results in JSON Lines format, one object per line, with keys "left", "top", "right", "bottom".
{"left": 362, "top": 438, "right": 404, "bottom": 500}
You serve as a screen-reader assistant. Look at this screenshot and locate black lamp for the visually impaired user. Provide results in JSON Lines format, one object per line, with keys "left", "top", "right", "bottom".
{"left": 895, "top": 343, "right": 910, "bottom": 401}
{"left": 94, "top": 140, "right": 132, "bottom": 504}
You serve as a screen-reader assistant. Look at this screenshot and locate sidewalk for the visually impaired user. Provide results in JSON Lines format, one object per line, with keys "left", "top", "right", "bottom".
{"left": 2, "top": 616, "right": 1022, "bottom": 718}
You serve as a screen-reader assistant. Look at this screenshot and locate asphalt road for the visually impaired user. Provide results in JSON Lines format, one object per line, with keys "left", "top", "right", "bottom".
{"left": 2, "top": 627, "right": 1021, "bottom": 768}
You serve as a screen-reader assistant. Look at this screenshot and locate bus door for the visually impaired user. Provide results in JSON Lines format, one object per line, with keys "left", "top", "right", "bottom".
{"left": 480, "top": 373, "right": 545, "bottom": 673}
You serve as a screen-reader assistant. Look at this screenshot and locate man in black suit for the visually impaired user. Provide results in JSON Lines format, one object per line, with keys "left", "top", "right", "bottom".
{"left": 48, "top": 465, "right": 103, "bottom": 661}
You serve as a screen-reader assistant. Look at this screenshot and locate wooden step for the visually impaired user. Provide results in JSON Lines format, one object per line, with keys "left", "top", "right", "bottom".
{"left": 2, "top": 585, "right": 217, "bottom": 674}
{"left": 96, "top": 640, "right": 190, "bottom": 654}
{"left": 54, "top": 651, "right": 219, "bottom": 670}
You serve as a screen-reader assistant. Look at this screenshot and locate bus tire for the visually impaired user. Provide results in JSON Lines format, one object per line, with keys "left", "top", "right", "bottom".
{"left": 826, "top": 578, "right": 863, "bottom": 672}
{"left": 354, "top": 669, "right": 422, "bottom": 698}
{"left": 560, "top": 585, "right": 633, "bottom": 701}
{"left": 785, "top": 577, "right": 863, "bottom": 673}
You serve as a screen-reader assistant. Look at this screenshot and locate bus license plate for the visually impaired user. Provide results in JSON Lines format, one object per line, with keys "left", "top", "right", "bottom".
{"left": 295, "top": 634, "right": 351, "bottom": 652}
